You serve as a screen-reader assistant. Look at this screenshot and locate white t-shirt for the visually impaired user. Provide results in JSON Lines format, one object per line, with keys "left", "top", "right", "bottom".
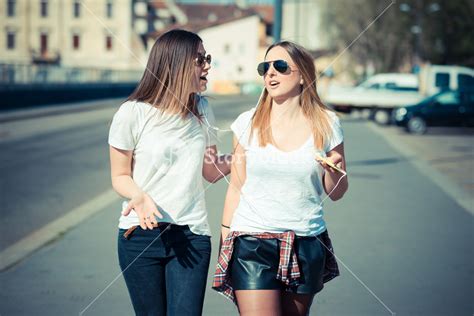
{"left": 230, "top": 107, "right": 343, "bottom": 236}
{"left": 108, "top": 97, "right": 217, "bottom": 236}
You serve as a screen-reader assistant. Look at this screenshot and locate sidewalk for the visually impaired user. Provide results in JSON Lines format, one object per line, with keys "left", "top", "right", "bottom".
{"left": 365, "top": 119, "right": 474, "bottom": 214}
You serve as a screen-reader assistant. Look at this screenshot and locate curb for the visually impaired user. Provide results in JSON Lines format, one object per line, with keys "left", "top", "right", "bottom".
{"left": 0, "top": 190, "right": 119, "bottom": 271}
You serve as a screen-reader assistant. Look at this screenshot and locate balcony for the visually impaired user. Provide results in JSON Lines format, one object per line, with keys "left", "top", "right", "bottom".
{"left": 31, "top": 50, "right": 61, "bottom": 65}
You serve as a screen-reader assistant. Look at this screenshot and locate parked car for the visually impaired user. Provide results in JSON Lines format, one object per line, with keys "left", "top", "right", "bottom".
{"left": 324, "top": 65, "right": 474, "bottom": 125}
{"left": 393, "top": 90, "right": 474, "bottom": 134}
{"left": 323, "top": 73, "right": 422, "bottom": 116}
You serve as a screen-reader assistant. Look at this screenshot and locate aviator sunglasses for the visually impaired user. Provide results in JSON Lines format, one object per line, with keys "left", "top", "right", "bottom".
{"left": 257, "top": 59, "right": 294, "bottom": 76}
{"left": 195, "top": 53, "right": 212, "bottom": 67}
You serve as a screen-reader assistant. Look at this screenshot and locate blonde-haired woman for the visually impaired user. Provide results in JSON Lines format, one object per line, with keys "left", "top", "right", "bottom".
{"left": 213, "top": 41, "right": 348, "bottom": 315}
{"left": 109, "top": 29, "right": 230, "bottom": 315}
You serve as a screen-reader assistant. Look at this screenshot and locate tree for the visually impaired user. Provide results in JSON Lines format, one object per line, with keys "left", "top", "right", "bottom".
{"left": 321, "top": 0, "right": 474, "bottom": 75}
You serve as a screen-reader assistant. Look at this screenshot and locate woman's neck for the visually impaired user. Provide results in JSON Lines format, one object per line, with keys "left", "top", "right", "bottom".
{"left": 270, "top": 94, "right": 302, "bottom": 123}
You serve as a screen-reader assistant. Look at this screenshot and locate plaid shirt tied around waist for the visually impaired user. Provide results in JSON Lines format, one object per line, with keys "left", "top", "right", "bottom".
{"left": 212, "top": 229, "right": 339, "bottom": 303}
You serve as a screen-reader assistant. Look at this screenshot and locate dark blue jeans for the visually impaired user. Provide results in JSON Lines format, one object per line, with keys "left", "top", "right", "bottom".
{"left": 118, "top": 224, "right": 211, "bottom": 316}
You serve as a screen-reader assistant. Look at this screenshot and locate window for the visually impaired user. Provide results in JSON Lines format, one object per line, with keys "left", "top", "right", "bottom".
{"left": 106, "top": 35, "right": 112, "bottom": 50}
{"left": 73, "top": 0, "right": 81, "bottom": 18}
{"left": 7, "top": 0, "right": 16, "bottom": 17}
{"left": 40, "top": 0, "right": 48, "bottom": 17}
{"left": 435, "top": 73, "right": 450, "bottom": 90}
{"left": 72, "top": 34, "right": 80, "bottom": 50}
{"left": 7, "top": 31, "right": 15, "bottom": 50}
{"left": 106, "top": 0, "right": 113, "bottom": 18}
{"left": 385, "top": 82, "right": 418, "bottom": 91}
{"left": 40, "top": 33, "right": 48, "bottom": 55}
{"left": 367, "top": 83, "right": 380, "bottom": 89}
{"left": 458, "top": 74, "right": 474, "bottom": 91}
{"left": 385, "top": 82, "right": 397, "bottom": 90}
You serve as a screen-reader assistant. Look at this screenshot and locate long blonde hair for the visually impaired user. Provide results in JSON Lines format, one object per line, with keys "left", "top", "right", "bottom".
{"left": 128, "top": 29, "right": 202, "bottom": 119}
{"left": 251, "top": 41, "right": 335, "bottom": 151}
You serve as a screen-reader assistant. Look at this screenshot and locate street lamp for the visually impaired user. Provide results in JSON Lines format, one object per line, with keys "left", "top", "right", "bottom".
{"left": 399, "top": 2, "right": 440, "bottom": 72}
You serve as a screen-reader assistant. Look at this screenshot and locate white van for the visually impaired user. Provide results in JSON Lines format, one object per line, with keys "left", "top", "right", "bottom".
{"left": 323, "top": 73, "right": 424, "bottom": 117}
{"left": 419, "top": 65, "right": 474, "bottom": 96}
{"left": 356, "top": 73, "right": 419, "bottom": 91}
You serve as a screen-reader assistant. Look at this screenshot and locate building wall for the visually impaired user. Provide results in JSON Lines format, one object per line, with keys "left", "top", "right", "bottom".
{"left": 0, "top": 0, "right": 144, "bottom": 70}
{"left": 1, "top": 0, "right": 31, "bottom": 63}
{"left": 198, "top": 15, "right": 261, "bottom": 93}
{"left": 281, "top": 0, "right": 329, "bottom": 51}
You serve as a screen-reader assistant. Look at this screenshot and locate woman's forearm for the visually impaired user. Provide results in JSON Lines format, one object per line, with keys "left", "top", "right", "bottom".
{"left": 111, "top": 175, "right": 144, "bottom": 199}
{"left": 211, "top": 154, "right": 232, "bottom": 181}
{"left": 323, "top": 171, "right": 348, "bottom": 201}
{"left": 221, "top": 185, "right": 240, "bottom": 226}
{"left": 219, "top": 184, "right": 241, "bottom": 247}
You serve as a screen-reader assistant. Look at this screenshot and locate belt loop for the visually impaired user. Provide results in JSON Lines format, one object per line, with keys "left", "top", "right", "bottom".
{"left": 123, "top": 226, "right": 138, "bottom": 240}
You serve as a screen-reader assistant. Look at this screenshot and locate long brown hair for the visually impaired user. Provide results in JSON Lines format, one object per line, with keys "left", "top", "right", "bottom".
{"left": 251, "top": 41, "right": 335, "bottom": 151}
{"left": 128, "top": 29, "right": 202, "bottom": 119}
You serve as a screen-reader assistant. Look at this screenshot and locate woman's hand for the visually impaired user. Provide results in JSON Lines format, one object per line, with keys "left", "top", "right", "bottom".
{"left": 122, "top": 192, "right": 163, "bottom": 230}
{"left": 219, "top": 226, "right": 230, "bottom": 253}
{"left": 316, "top": 152, "right": 344, "bottom": 174}
{"left": 318, "top": 143, "right": 348, "bottom": 200}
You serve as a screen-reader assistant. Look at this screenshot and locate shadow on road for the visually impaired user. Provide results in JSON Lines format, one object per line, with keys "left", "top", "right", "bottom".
{"left": 349, "top": 157, "right": 405, "bottom": 166}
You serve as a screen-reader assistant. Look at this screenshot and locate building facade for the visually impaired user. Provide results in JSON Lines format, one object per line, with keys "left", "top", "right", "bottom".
{"left": 0, "top": 0, "right": 145, "bottom": 70}
{"left": 281, "top": 0, "right": 330, "bottom": 52}
{"left": 198, "top": 15, "right": 263, "bottom": 93}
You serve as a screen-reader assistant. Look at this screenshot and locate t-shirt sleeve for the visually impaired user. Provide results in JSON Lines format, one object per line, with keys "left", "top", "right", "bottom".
{"left": 108, "top": 101, "right": 140, "bottom": 151}
{"left": 199, "top": 97, "right": 218, "bottom": 147}
{"left": 324, "top": 111, "right": 344, "bottom": 153}
{"left": 230, "top": 108, "right": 255, "bottom": 149}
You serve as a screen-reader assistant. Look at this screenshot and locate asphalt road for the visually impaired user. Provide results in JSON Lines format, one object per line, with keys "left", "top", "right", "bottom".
{"left": 0, "top": 97, "right": 472, "bottom": 315}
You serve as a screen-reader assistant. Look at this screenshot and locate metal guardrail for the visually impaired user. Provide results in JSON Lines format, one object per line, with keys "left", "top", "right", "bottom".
{"left": 0, "top": 63, "right": 142, "bottom": 85}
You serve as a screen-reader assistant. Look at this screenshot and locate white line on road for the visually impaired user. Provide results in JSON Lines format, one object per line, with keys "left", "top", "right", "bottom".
{"left": 0, "top": 189, "right": 119, "bottom": 271}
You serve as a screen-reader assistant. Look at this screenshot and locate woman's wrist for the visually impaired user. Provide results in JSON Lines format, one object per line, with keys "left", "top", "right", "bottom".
{"left": 219, "top": 154, "right": 232, "bottom": 175}
{"left": 221, "top": 224, "right": 230, "bottom": 229}
{"left": 131, "top": 190, "right": 146, "bottom": 200}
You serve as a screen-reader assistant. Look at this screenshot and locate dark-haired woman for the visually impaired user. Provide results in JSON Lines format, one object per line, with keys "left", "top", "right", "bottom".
{"left": 213, "top": 41, "right": 348, "bottom": 315}
{"left": 108, "top": 29, "right": 230, "bottom": 316}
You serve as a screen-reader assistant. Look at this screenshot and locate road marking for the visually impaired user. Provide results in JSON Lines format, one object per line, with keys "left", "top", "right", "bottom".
{"left": 0, "top": 190, "right": 119, "bottom": 271}
{"left": 366, "top": 121, "right": 474, "bottom": 215}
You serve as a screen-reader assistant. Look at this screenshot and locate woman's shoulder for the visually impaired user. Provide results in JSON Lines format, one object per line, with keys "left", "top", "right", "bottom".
{"left": 324, "top": 108, "right": 339, "bottom": 119}
{"left": 117, "top": 99, "right": 150, "bottom": 113}
{"left": 230, "top": 107, "right": 257, "bottom": 137}
{"left": 323, "top": 108, "right": 341, "bottom": 126}
{"left": 117, "top": 100, "right": 159, "bottom": 120}
{"left": 236, "top": 107, "right": 257, "bottom": 122}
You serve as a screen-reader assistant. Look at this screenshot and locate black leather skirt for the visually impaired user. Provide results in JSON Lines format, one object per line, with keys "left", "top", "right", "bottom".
{"left": 229, "top": 234, "right": 326, "bottom": 294}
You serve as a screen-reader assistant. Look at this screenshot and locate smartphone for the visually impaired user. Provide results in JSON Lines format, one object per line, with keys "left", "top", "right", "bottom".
{"left": 315, "top": 155, "right": 346, "bottom": 175}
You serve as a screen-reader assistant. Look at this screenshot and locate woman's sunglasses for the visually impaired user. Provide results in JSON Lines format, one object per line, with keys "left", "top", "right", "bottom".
{"left": 257, "top": 59, "right": 291, "bottom": 76}
{"left": 195, "top": 53, "right": 212, "bottom": 67}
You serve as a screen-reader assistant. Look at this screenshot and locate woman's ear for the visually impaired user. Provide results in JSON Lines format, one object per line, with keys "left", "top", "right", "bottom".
{"left": 300, "top": 77, "right": 304, "bottom": 85}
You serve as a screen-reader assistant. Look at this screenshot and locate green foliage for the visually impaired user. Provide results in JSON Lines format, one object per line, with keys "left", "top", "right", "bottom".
{"left": 321, "top": 0, "right": 474, "bottom": 72}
